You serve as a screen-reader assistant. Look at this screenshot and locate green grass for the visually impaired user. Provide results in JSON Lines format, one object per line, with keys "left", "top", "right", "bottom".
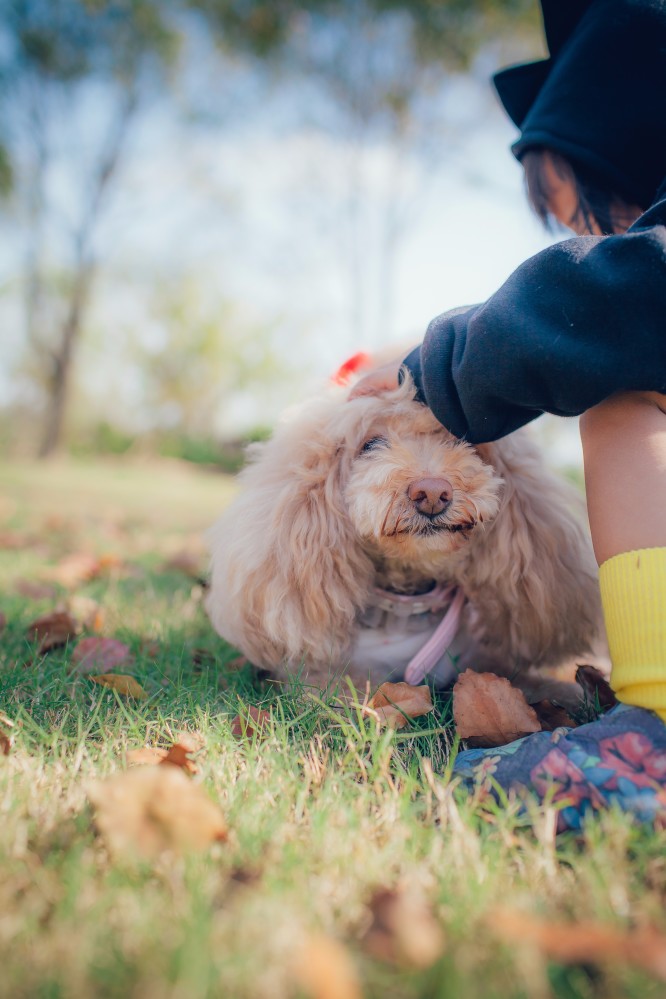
{"left": 0, "top": 458, "right": 665, "bottom": 999}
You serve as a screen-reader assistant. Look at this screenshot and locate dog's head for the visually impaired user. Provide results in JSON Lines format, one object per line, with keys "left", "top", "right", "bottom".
{"left": 343, "top": 388, "right": 502, "bottom": 566}
{"left": 207, "top": 378, "right": 599, "bottom": 675}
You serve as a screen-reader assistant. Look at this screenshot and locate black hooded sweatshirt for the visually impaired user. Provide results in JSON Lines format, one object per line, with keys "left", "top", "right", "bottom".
{"left": 403, "top": 0, "right": 666, "bottom": 444}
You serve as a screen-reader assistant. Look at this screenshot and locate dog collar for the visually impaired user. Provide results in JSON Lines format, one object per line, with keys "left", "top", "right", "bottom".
{"left": 367, "top": 583, "right": 467, "bottom": 685}
{"left": 368, "top": 581, "right": 455, "bottom": 618}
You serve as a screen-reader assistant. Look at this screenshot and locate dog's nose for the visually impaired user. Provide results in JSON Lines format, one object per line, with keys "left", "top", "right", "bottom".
{"left": 407, "top": 477, "right": 453, "bottom": 516}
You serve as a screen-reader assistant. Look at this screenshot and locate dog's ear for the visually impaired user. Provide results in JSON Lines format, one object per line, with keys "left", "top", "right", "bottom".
{"left": 469, "top": 435, "right": 601, "bottom": 666}
{"left": 207, "top": 403, "right": 375, "bottom": 673}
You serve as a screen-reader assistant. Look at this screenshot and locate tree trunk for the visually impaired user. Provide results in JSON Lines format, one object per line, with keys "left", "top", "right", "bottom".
{"left": 37, "top": 274, "right": 89, "bottom": 458}
{"left": 34, "top": 90, "right": 136, "bottom": 458}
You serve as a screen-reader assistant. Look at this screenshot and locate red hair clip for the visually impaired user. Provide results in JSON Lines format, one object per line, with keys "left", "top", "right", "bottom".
{"left": 331, "top": 351, "right": 373, "bottom": 386}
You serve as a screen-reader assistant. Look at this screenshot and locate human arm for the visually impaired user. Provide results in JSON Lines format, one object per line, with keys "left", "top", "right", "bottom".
{"left": 401, "top": 195, "right": 666, "bottom": 443}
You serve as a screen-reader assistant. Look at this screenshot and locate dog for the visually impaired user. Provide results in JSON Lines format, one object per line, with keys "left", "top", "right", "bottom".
{"left": 207, "top": 378, "right": 601, "bottom": 704}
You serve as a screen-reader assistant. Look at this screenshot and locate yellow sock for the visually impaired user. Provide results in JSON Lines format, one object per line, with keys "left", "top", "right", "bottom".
{"left": 599, "top": 547, "right": 666, "bottom": 722}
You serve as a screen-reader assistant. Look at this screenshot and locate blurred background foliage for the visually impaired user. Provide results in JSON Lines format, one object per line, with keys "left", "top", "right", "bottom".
{"left": 0, "top": 0, "right": 546, "bottom": 468}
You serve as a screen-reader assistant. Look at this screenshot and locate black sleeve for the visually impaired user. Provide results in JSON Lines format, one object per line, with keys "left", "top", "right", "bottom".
{"left": 403, "top": 198, "right": 666, "bottom": 444}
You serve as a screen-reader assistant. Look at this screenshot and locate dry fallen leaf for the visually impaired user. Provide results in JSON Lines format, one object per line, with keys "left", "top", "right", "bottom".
{"left": 453, "top": 670, "right": 541, "bottom": 747}
{"left": 362, "top": 887, "right": 445, "bottom": 968}
{"left": 231, "top": 705, "right": 271, "bottom": 739}
{"left": 126, "top": 746, "right": 168, "bottom": 766}
{"left": 364, "top": 681, "right": 434, "bottom": 729}
{"left": 90, "top": 674, "right": 148, "bottom": 699}
{"left": 160, "top": 735, "right": 200, "bottom": 775}
{"left": 72, "top": 637, "right": 133, "bottom": 674}
{"left": 576, "top": 664, "right": 617, "bottom": 711}
{"left": 26, "top": 610, "right": 79, "bottom": 653}
{"left": 47, "top": 552, "right": 101, "bottom": 588}
{"left": 292, "top": 933, "right": 363, "bottom": 999}
{"left": 97, "top": 553, "right": 123, "bottom": 573}
{"left": 126, "top": 734, "right": 201, "bottom": 774}
{"left": 489, "top": 908, "right": 666, "bottom": 982}
{"left": 88, "top": 765, "right": 227, "bottom": 859}
{"left": 0, "top": 711, "right": 14, "bottom": 756}
{"left": 530, "top": 699, "right": 576, "bottom": 731}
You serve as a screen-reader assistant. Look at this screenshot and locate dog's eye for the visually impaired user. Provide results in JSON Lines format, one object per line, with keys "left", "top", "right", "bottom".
{"left": 360, "top": 436, "right": 389, "bottom": 454}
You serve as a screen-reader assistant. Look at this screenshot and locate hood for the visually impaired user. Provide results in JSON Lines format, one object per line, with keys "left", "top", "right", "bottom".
{"left": 493, "top": 0, "right": 666, "bottom": 208}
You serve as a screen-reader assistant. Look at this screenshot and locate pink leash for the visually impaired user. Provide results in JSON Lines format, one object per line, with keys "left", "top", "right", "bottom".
{"left": 404, "top": 587, "right": 466, "bottom": 685}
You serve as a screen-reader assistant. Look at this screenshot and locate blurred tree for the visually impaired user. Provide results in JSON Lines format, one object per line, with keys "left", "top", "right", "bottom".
{"left": 132, "top": 276, "right": 291, "bottom": 438}
{"left": 0, "top": 0, "right": 538, "bottom": 456}
{"left": 0, "top": 0, "right": 179, "bottom": 456}
{"left": 193, "top": 0, "right": 539, "bottom": 344}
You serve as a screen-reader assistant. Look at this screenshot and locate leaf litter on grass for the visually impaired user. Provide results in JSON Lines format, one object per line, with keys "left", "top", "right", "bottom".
{"left": 363, "top": 681, "right": 434, "bottom": 729}
{"left": 361, "top": 886, "right": 445, "bottom": 969}
{"left": 126, "top": 733, "right": 201, "bottom": 774}
{"left": 90, "top": 674, "right": 148, "bottom": 699}
{"left": 231, "top": 704, "right": 271, "bottom": 739}
{"left": 0, "top": 711, "right": 14, "bottom": 755}
{"left": 26, "top": 610, "right": 80, "bottom": 653}
{"left": 452, "top": 671, "right": 541, "bottom": 747}
{"left": 88, "top": 765, "right": 227, "bottom": 859}
{"left": 71, "top": 637, "right": 133, "bottom": 674}
{"left": 490, "top": 907, "right": 666, "bottom": 982}
{"left": 4, "top": 460, "right": 666, "bottom": 998}
{"left": 452, "top": 666, "right": 616, "bottom": 748}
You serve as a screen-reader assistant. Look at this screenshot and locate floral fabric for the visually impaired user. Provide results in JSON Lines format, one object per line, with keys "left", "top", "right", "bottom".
{"left": 451, "top": 704, "right": 666, "bottom": 831}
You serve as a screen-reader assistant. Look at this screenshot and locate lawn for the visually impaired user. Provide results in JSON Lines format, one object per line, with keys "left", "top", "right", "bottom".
{"left": 0, "top": 457, "right": 664, "bottom": 999}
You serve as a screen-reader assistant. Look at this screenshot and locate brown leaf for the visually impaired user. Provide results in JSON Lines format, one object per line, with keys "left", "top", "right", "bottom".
{"left": 26, "top": 610, "right": 79, "bottom": 653}
{"left": 126, "top": 734, "right": 201, "bottom": 774}
{"left": 72, "top": 637, "right": 133, "bottom": 674}
{"left": 364, "top": 681, "right": 434, "bottom": 729}
{"left": 231, "top": 705, "right": 271, "bottom": 739}
{"left": 160, "top": 735, "right": 200, "bottom": 775}
{"left": 576, "top": 664, "right": 618, "bottom": 710}
{"left": 530, "top": 699, "right": 576, "bottom": 731}
{"left": 88, "top": 765, "right": 227, "bottom": 859}
{"left": 126, "top": 746, "right": 168, "bottom": 766}
{"left": 362, "top": 887, "right": 445, "bottom": 968}
{"left": 0, "top": 711, "right": 13, "bottom": 756}
{"left": 15, "top": 580, "right": 58, "bottom": 600}
{"left": 489, "top": 908, "right": 666, "bottom": 982}
{"left": 97, "top": 553, "right": 123, "bottom": 573}
{"left": 453, "top": 670, "right": 541, "bottom": 747}
{"left": 47, "top": 552, "right": 101, "bottom": 588}
{"left": 292, "top": 934, "right": 363, "bottom": 999}
{"left": 0, "top": 610, "right": 5, "bottom": 634}
{"left": 90, "top": 674, "right": 148, "bottom": 699}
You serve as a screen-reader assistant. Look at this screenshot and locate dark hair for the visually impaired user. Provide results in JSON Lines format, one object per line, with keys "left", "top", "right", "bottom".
{"left": 521, "top": 148, "right": 642, "bottom": 235}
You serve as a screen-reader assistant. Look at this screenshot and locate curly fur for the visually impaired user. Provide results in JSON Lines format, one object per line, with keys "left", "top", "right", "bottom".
{"left": 207, "top": 379, "right": 601, "bottom": 694}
